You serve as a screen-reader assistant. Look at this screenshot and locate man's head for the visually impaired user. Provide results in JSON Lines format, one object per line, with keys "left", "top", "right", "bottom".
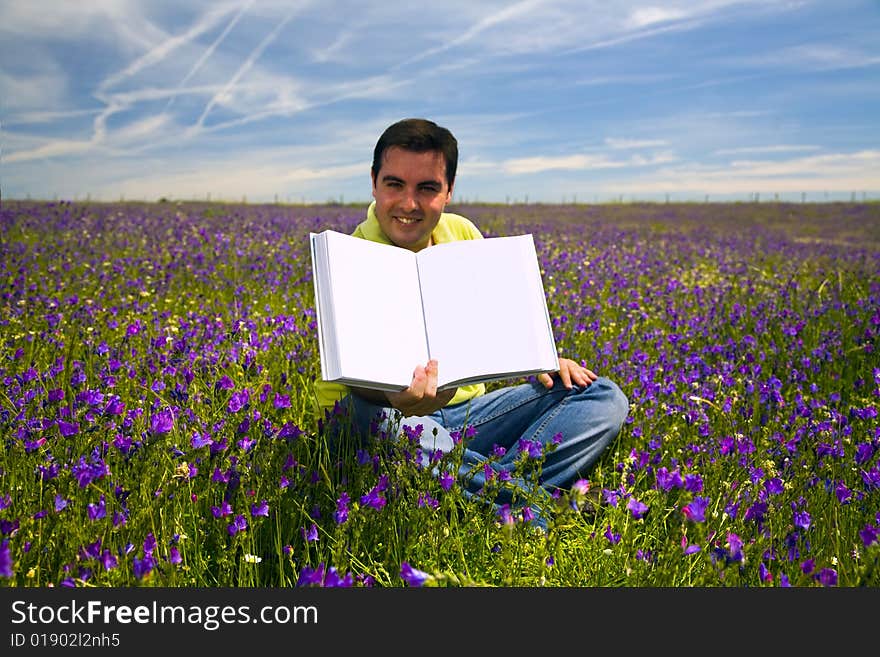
{"left": 370, "top": 118, "right": 458, "bottom": 252}
{"left": 371, "top": 118, "right": 458, "bottom": 189}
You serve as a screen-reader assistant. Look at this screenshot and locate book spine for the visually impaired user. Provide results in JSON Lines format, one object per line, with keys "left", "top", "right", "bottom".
{"left": 414, "top": 258, "right": 433, "bottom": 364}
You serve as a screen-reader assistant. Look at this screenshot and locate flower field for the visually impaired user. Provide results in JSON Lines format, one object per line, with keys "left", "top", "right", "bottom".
{"left": 1, "top": 199, "right": 878, "bottom": 587}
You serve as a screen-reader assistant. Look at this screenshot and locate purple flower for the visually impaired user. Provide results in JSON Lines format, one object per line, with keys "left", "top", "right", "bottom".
{"left": 169, "top": 547, "right": 182, "bottom": 565}
{"left": 100, "top": 549, "right": 118, "bottom": 571}
{"left": 302, "top": 523, "right": 318, "bottom": 542}
{"left": 215, "top": 375, "right": 234, "bottom": 391}
{"left": 517, "top": 438, "right": 543, "bottom": 460}
{"left": 54, "top": 494, "right": 69, "bottom": 513}
{"left": 87, "top": 495, "right": 107, "bottom": 521}
{"left": 277, "top": 422, "right": 303, "bottom": 441}
{"left": 227, "top": 514, "right": 248, "bottom": 536}
{"left": 418, "top": 493, "right": 439, "bottom": 509}
{"left": 855, "top": 443, "right": 875, "bottom": 465}
{"left": 228, "top": 389, "right": 250, "bottom": 413}
{"left": 113, "top": 434, "right": 133, "bottom": 454}
{"left": 744, "top": 501, "right": 768, "bottom": 526}
{"left": 0, "top": 519, "right": 20, "bottom": 536}
{"left": 250, "top": 500, "right": 269, "bottom": 517}
{"left": 132, "top": 554, "right": 156, "bottom": 580}
{"left": 572, "top": 479, "right": 590, "bottom": 496}
{"left": 360, "top": 487, "right": 386, "bottom": 510}
{"left": 191, "top": 432, "right": 212, "bottom": 449}
{"left": 0, "top": 540, "right": 13, "bottom": 578}
{"left": 80, "top": 389, "right": 104, "bottom": 407}
{"left": 497, "top": 504, "right": 514, "bottom": 527}
{"left": 764, "top": 478, "right": 784, "bottom": 495}
{"left": 334, "top": 493, "right": 350, "bottom": 525}
{"left": 627, "top": 497, "right": 648, "bottom": 520}
{"left": 103, "top": 396, "right": 125, "bottom": 416}
{"left": 81, "top": 539, "right": 102, "bottom": 560}
{"left": 793, "top": 508, "right": 811, "bottom": 531}
{"left": 727, "top": 533, "right": 744, "bottom": 562}
{"left": 297, "top": 564, "right": 325, "bottom": 586}
{"left": 682, "top": 496, "right": 710, "bottom": 523}
{"left": 273, "top": 393, "right": 291, "bottom": 409}
{"left": 150, "top": 409, "right": 174, "bottom": 435}
{"left": 211, "top": 501, "right": 232, "bottom": 518}
{"left": 400, "top": 562, "right": 430, "bottom": 587}
{"left": 439, "top": 471, "right": 454, "bottom": 491}
{"left": 58, "top": 420, "right": 79, "bottom": 437}
{"left": 815, "top": 568, "right": 837, "bottom": 587}
{"left": 683, "top": 473, "right": 704, "bottom": 493}
{"left": 604, "top": 525, "right": 621, "bottom": 545}
{"left": 859, "top": 524, "right": 878, "bottom": 547}
{"left": 655, "top": 467, "right": 684, "bottom": 492}
{"left": 603, "top": 488, "right": 621, "bottom": 507}
{"left": 323, "top": 567, "right": 354, "bottom": 588}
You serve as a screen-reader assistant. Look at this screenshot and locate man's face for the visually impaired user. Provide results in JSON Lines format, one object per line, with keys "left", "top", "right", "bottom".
{"left": 371, "top": 146, "right": 452, "bottom": 252}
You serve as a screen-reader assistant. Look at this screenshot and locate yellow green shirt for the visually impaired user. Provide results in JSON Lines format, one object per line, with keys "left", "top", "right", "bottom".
{"left": 312, "top": 202, "right": 487, "bottom": 418}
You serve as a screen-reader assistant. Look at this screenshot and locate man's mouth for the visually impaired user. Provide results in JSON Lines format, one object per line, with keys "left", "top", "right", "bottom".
{"left": 394, "top": 216, "right": 420, "bottom": 225}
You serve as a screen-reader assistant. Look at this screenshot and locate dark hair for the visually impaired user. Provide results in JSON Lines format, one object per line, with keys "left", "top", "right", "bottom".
{"left": 371, "top": 118, "right": 458, "bottom": 188}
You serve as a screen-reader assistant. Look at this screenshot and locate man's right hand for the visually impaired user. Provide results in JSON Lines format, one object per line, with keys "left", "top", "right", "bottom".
{"left": 386, "top": 359, "right": 457, "bottom": 416}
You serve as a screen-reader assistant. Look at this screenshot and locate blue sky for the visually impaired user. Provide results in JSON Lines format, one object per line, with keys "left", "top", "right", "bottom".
{"left": 2, "top": 0, "right": 879, "bottom": 204}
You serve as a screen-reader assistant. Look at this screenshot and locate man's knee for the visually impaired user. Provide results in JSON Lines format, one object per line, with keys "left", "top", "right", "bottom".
{"left": 589, "top": 376, "right": 630, "bottom": 430}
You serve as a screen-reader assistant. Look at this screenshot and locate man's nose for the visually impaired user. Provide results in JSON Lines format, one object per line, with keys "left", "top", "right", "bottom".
{"left": 400, "top": 189, "right": 418, "bottom": 211}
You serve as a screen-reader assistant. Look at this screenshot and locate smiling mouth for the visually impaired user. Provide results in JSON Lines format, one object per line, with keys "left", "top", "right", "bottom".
{"left": 394, "top": 216, "right": 420, "bottom": 225}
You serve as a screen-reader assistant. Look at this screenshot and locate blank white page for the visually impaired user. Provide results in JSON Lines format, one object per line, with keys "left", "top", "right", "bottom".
{"left": 321, "top": 231, "right": 428, "bottom": 389}
{"left": 416, "top": 234, "right": 558, "bottom": 388}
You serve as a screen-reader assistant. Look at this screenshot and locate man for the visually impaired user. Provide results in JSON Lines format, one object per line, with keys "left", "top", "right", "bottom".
{"left": 314, "top": 118, "right": 629, "bottom": 526}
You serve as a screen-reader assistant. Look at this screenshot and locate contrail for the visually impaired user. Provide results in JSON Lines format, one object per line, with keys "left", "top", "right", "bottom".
{"left": 98, "top": 2, "right": 238, "bottom": 93}
{"left": 165, "top": 0, "right": 256, "bottom": 112}
{"left": 193, "top": 7, "right": 300, "bottom": 133}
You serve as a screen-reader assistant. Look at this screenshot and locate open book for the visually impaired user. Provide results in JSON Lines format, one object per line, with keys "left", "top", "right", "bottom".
{"left": 309, "top": 230, "right": 559, "bottom": 391}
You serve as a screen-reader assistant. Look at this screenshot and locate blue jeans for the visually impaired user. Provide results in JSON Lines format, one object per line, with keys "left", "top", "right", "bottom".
{"left": 331, "top": 376, "right": 629, "bottom": 525}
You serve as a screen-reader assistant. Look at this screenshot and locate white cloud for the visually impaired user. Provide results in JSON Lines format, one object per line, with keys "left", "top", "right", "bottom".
{"left": 607, "top": 150, "right": 880, "bottom": 195}
{"left": 606, "top": 138, "right": 669, "bottom": 149}
{"left": 5, "top": 138, "right": 95, "bottom": 163}
{"left": 728, "top": 44, "right": 880, "bottom": 72}
{"left": 0, "top": 69, "right": 69, "bottom": 113}
{"left": 715, "top": 145, "right": 821, "bottom": 155}
{"left": 627, "top": 6, "right": 687, "bottom": 28}
{"left": 502, "top": 149, "right": 676, "bottom": 174}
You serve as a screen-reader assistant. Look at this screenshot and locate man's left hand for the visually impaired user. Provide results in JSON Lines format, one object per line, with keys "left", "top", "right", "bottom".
{"left": 538, "top": 357, "right": 598, "bottom": 389}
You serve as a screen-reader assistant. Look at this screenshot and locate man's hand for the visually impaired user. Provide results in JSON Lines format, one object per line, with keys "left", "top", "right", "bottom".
{"left": 386, "top": 359, "right": 457, "bottom": 416}
{"left": 538, "top": 357, "right": 598, "bottom": 390}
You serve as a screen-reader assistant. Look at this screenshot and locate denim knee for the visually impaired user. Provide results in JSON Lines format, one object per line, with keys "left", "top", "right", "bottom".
{"left": 594, "top": 376, "right": 630, "bottom": 431}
